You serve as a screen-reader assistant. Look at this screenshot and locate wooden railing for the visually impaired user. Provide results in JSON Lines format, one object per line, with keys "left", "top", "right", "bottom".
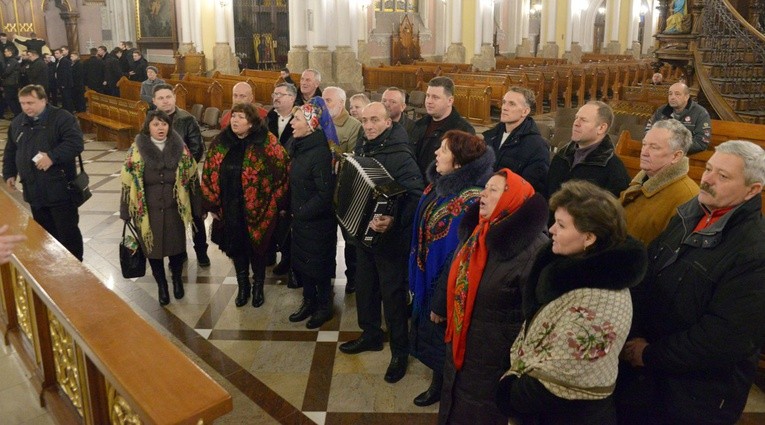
{"left": 0, "top": 188, "right": 232, "bottom": 424}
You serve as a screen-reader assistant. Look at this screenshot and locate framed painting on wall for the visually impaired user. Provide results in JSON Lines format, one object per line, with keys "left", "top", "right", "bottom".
{"left": 135, "top": 0, "right": 177, "bottom": 48}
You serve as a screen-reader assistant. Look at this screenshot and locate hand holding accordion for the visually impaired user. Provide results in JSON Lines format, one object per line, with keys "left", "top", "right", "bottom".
{"left": 334, "top": 154, "right": 407, "bottom": 247}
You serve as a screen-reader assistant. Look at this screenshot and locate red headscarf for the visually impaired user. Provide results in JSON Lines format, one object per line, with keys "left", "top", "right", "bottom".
{"left": 445, "top": 168, "right": 535, "bottom": 370}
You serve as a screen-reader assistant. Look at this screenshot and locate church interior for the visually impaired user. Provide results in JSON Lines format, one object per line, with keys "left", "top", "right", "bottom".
{"left": 1, "top": 0, "right": 765, "bottom": 424}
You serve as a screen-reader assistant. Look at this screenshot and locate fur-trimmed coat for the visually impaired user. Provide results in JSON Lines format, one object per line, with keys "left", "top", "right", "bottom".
{"left": 496, "top": 237, "right": 647, "bottom": 425}
{"left": 437, "top": 194, "right": 549, "bottom": 425}
{"left": 620, "top": 157, "right": 699, "bottom": 245}
{"left": 408, "top": 148, "right": 495, "bottom": 373}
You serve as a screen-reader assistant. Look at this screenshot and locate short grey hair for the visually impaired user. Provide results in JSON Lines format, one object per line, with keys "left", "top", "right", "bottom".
{"left": 303, "top": 68, "right": 321, "bottom": 83}
{"left": 323, "top": 86, "right": 346, "bottom": 102}
{"left": 275, "top": 82, "right": 297, "bottom": 96}
{"left": 651, "top": 119, "right": 692, "bottom": 155}
{"left": 506, "top": 86, "right": 536, "bottom": 115}
{"left": 715, "top": 140, "right": 765, "bottom": 185}
{"left": 383, "top": 87, "right": 406, "bottom": 104}
{"left": 349, "top": 93, "right": 370, "bottom": 105}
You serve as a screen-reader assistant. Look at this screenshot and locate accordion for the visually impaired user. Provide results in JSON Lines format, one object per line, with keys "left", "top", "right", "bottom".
{"left": 334, "top": 154, "right": 408, "bottom": 247}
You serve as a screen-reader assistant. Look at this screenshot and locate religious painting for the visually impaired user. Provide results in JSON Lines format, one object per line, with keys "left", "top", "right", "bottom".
{"left": 253, "top": 33, "right": 276, "bottom": 64}
{"left": 135, "top": 0, "right": 177, "bottom": 45}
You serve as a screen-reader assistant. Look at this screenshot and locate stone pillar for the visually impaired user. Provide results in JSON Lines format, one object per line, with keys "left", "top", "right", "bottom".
{"left": 333, "top": 46, "right": 363, "bottom": 92}
{"left": 605, "top": 0, "right": 622, "bottom": 53}
{"left": 445, "top": 0, "right": 465, "bottom": 63}
{"left": 539, "top": 0, "right": 558, "bottom": 58}
{"left": 471, "top": 1, "right": 496, "bottom": 70}
{"left": 565, "top": 2, "right": 574, "bottom": 53}
{"left": 288, "top": 0, "right": 309, "bottom": 72}
{"left": 308, "top": 45, "right": 333, "bottom": 86}
{"left": 356, "top": 3, "right": 372, "bottom": 66}
{"left": 569, "top": 41, "right": 583, "bottom": 64}
{"left": 60, "top": 11, "right": 80, "bottom": 53}
{"left": 213, "top": 1, "right": 237, "bottom": 75}
{"left": 517, "top": 0, "right": 531, "bottom": 56}
{"left": 177, "top": 0, "right": 194, "bottom": 54}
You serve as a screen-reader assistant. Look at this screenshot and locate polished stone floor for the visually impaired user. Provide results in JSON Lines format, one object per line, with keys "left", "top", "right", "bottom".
{"left": 1, "top": 126, "right": 765, "bottom": 425}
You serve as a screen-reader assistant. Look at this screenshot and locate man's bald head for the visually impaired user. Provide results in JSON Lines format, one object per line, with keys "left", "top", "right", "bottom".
{"left": 668, "top": 82, "right": 691, "bottom": 112}
{"left": 232, "top": 82, "right": 254, "bottom": 105}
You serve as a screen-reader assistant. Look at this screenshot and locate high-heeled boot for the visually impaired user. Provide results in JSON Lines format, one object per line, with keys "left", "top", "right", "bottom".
{"left": 234, "top": 269, "right": 251, "bottom": 307}
{"left": 413, "top": 369, "right": 443, "bottom": 406}
{"left": 155, "top": 276, "right": 170, "bottom": 306}
{"left": 170, "top": 262, "right": 184, "bottom": 300}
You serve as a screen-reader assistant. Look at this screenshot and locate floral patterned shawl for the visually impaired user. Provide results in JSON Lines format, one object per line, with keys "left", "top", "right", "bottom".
{"left": 201, "top": 128, "right": 289, "bottom": 250}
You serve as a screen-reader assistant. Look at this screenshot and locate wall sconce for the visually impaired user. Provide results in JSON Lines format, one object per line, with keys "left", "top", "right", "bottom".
{"left": 597, "top": 6, "right": 606, "bottom": 15}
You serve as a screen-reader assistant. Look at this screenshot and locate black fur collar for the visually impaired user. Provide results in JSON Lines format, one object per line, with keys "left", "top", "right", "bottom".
{"left": 134, "top": 132, "right": 185, "bottom": 170}
{"left": 525, "top": 236, "right": 647, "bottom": 317}
{"left": 426, "top": 148, "right": 495, "bottom": 197}
{"left": 458, "top": 193, "right": 549, "bottom": 260}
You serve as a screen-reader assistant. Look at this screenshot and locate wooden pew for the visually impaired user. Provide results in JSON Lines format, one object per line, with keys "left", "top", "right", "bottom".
{"left": 362, "top": 65, "right": 428, "bottom": 92}
{"left": 413, "top": 60, "right": 473, "bottom": 73}
{"left": 0, "top": 189, "right": 232, "bottom": 425}
{"left": 241, "top": 68, "right": 301, "bottom": 85}
{"left": 148, "top": 61, "right": 177, "bottom": 79}
{"left": 164, "top": 77, "right": 223, "bottom": 110}
{"left": 211, "top": 71, "right": 277, "bottom": 104}
{"left": 116, "top": 77, "right": 188, "bottom": 110}
{"left": 444, "top": 72, "right": 509, "bottom": 108}
{"left": 78, "top": 90, "right": 147, "bottom": 149}
{"left": 453, "top": 85, "right": 492, "bottom": 125}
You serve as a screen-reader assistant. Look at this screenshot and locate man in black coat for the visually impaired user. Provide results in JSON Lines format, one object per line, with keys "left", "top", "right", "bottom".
{"left": 70, "top": 51, "right": 86, "bottom": 112}
{"left": 338, "top": 102, "right": 424, "bottom": 384}
{"left": 15, "top": 32, "right": 45, "bottom": 55}
{"left": 152, "top": 83, "right": 209, "bottom": 266}
{"left": 83, "top": 47, "right": 105, "bottom": 93}
{"left": 619, "top": 140, "right": 765, "bottom": 425}
{"left": 2, "top": 85, "right": 85, "bottom": 261}
{"left": 546, "top": 101, "right": 630, "bottom": 198}
{"left": 382, "top": 87, "right": 416, "bottom": 137}
{"left": 409, "top": 76, "right": 475, "bottom": 175}
{"left": 0, "top": 33, "right": 18, "bottom": 57}
{"left": 645, "top": 82, "right": 711, "bottom": 155}
{"left": 482, "top": 87, "right": 550, "bottom": 195}
{"left": 129, "top": 50, "right": 148, "bottom": 82}
{"left": 24, "top": 50, "right": 48, "bottom": 91}
{"left": 56, "top": 46, "right": 74, "bottom": 112}
{"left": 101, "top": 47, "right": 122, "bottom": 97}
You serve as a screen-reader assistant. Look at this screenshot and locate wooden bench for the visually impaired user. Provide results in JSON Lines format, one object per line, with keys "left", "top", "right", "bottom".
{"left": 241, "top": 68, "right": 301, "bottom": 85}
{"left": 164, "top": 77, "right": 223, "bottom": 110}
{"left": 211, "top": 71, "right": 277, "bottom": 105}
{"left": 116, "top": 77, "right": 188, "bottom": 110}
{"left": 0, "top": 189, "right": 232, "bottom": 424}
{"left": 148, "top": 61, "right": 177, "bottom": 79}
{"left": 362, "top": 65, "right": 429, "bottom": 93}
{"left": 78, "top": 90, "right": 147, "bottom": 149}
{"left": 453, "top": 85, "right": 492, "bottom": 125}
{"left": 444, "top": 72, "right": 509, "bottom": 108}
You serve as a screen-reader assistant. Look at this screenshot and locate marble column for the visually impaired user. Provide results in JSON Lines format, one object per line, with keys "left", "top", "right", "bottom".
{"left": 445, "top": 0, "right": 465, "bottom": 63}
{"left": 605, "top": 0, "right": 622, "bottom": 54}
{"left": 213, "top": 1, "right": 237, "bottom": 75}
{"left": 308, "top": 0, "right": 333, "bottom": 84}
{"left": 517, "top": 0, "right": 532, "bottom": 57}
{"left": 356, "top": 3, "right": 372, "bottom": 66}
{"left": 333, "top": 0, "right": 362, "bottom": 91}
{"left": 288, "top": 0, "right": 309, "bottom": 72}
{"left": 177, "top": 0, "right": 194, "bottom": 54}
{"left": 60, "top": 11, "right": 80, "bottom": 53}
{"left": 107, "top": 0, "right": 135, "bottom": 46}
{"left": 472, "top": 1, "right": 496, "bottom": 71}
{"left": 565, "top": 1, "right": 574, "bottom": 53}
{"left": 540, "top": 0, "right": 558, "bottom": 58}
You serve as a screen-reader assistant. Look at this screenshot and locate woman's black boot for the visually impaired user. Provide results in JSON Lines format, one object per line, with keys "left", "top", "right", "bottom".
{"left": 234, "top": 270, "right": 251, "bottom": 307}
{"left": 252, "top": 280, "right": 265, "bottom": 307}
{"left": 414, "top": 370, "right": 443, "bottom": 406}
{"left": 169, "top": 255, "right": 185, "bottom": 299}
{"left": 155, "top": 276, "right": 170, "bottom": 306}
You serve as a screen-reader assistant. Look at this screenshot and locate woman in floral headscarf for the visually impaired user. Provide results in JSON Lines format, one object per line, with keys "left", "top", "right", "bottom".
{"left": 285, "top": 96, "right": 339, "bottom": 329}
{"left": 201, "top": 103, "right": 289, "bottom": 308}
{"left": 437, "top": 168, "right": 548, "bottom": 425}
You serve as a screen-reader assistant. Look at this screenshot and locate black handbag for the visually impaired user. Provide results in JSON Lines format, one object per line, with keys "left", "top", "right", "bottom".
{"left": 68, "top": 154, "right": 92, "bottom": 207}
{"left": 120, "top": 220, "right": 146, "bottom": 278}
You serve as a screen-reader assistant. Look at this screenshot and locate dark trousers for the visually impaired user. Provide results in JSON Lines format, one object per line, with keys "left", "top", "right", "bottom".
{"left": 31, "top": 203, "right": 83, "bottom": 261}
{"left": 295, "top": 269, "right": 332, "bottom": 305}
{"left": 73, "top": 86, "right": 86, "bottom": 112}
{"left": 3, "top": 85, "right": 21, "bottom": 116}
{"left": 148, "top": 253, "right": 184, "bottom": 281}
{"left": 192, "top": 213, "right": 208, "bottom": 254}
{"left": 340, "top": 226, "right": 356, "bottom": 282}
{"left": 232, "top": 249, "right": 266, "bottom": 283}
{"left": 60, "top": 86, "right": 74, "bottom": 112}
{"left": 355, "top": 247, "right": 409, "bottom": 356}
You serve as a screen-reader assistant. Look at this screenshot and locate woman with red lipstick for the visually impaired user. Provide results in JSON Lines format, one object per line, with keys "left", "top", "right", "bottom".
{"left": 121, "top": 110, "right": 199, "bottom": 306}
{"left": 201, "top": 103, "right": 289, "bottom": 309}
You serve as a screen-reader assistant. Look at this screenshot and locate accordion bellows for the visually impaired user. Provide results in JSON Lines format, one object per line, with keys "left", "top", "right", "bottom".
{"left": 334, "top": 154, "right": 407, "bottom": 247}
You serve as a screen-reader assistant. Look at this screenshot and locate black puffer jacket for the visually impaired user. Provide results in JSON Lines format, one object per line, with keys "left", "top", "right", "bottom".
{"left": 287, "top": 130, "right": 337, "bottom": 279}
{"left": 482, "top": 116, "right": 550, "bottom": 195}
{"left": 171, "top": 108, "right": 204, "bottom": 162}
{"left": 625, "top": 194, "right": 765, "bottom": 425}
{"left": 410, "top": 107, "right": 475, "bottom": 174}
{"left": 354, "top": 122, "right": 424, "bottom": 255}
{"left": 3, "top": 106, "right": 84, "bottom": 207}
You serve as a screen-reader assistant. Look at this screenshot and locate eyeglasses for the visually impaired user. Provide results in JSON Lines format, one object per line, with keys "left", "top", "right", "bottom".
{"left": 272, "top": 92, "right": 293, "bottom": 98}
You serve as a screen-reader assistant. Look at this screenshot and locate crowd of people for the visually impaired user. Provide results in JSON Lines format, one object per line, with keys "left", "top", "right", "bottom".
{"left": 1, "top": 47, "right": 764, "bottom": 424}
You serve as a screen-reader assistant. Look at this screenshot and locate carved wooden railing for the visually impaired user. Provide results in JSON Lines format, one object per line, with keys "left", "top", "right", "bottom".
{"left": 696, "top": 0, "right": 765, "bottom": 122}
{"left": 0, "top": 188, "right": 232, "bottom": 424}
